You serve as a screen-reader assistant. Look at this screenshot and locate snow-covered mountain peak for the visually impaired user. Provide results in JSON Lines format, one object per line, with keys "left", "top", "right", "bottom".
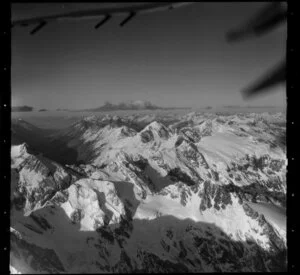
{"left": 60, "top": 179, "right": 126, "bottom": 231}
{"left": 139, "top": 121, "right": 171, "bottom": 142}
{"left": 11, "top": 143, "right": 28, "bottom": 161}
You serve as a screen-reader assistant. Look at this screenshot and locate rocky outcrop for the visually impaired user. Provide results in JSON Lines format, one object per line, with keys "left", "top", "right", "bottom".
{"left": 199, "top": 181, "right": 233, "bottom": 211}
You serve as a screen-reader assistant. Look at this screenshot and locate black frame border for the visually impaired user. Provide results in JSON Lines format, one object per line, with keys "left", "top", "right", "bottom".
{"left": 1, "top": 0, "right": 297, "bottom": 273}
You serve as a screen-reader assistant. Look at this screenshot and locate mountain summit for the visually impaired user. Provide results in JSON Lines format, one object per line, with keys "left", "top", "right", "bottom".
{"left": 84, "top": 100, "right": 163, "bottom": 111}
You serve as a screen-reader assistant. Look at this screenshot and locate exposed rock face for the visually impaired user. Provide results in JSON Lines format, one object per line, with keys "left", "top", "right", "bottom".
{"left": 197, "top": 120, "right": 213, "bottom": 137}
{"left": 140, "top": 129, "right": 154, "bottom": 143}
{"left": 180, "top": 127, "right": 202, "bottom": 143}
{"left": 11, "top": 144, "right": 82, "bottom": 214}
{"left": 10, "top": 111, "right": 286, "bottom": 273}
{"left": 168, "top": 168, "right": 196, "bottom": 186}
{"left": 199, "top": 180, "right": 233, "bottom": 211}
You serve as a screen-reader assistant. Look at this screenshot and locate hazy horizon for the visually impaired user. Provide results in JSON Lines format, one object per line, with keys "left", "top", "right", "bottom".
{"left": 12, "top": 3, "right": 286, "bottom": 110}
{"left": 11, "top": 104, "right": 285, "bottom": 111}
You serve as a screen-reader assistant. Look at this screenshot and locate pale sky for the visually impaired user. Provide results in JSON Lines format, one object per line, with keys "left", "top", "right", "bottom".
{"left": 12, "top": 2, "right": 286, "bottom": 110}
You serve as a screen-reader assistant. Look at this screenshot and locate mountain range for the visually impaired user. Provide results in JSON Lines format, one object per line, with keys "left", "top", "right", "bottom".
{"left": 81, "top": 100, "right": 189, "bottom": 112}
{"left": 12, "top": 106, "right": 34, "bottom": 112}
{"left": 10, "top": 111, "right": 287, "bottom": 273}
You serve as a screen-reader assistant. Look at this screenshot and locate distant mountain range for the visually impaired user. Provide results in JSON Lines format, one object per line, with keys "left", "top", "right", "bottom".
{"left": 12, "top": 105, "right": 33, "bottom": 112}
{"left": 223, "top": 105, "right": 280, "bottom": 109}
{"left": 81, "top": 100, "right": 190, "bottom": 112}
{"left": 56, "top": 108, "right": 72, "bottom": 111}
